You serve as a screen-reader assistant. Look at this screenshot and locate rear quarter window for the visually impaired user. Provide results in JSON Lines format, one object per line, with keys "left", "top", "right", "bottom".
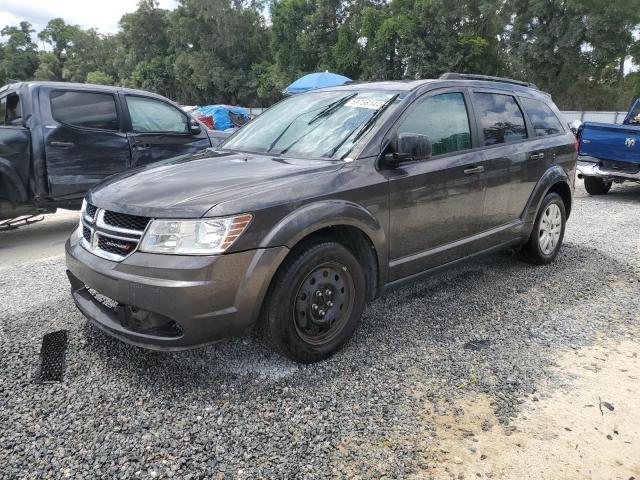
{"left": 50, "top": 90, "right": 119, "bottom": 130}
{"left": 520, "top": 97, "right": 564, "bottom": 136}
{"left": 473, "top": 92, "right": 527, "bottom": 146}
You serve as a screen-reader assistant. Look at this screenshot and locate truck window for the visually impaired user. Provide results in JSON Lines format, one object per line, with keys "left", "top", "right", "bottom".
{"left": 0, "top": 97, "right": 6, "bottom": 126}
{"left": 520, "top": 97, "right": 564, "bottom": 137}
{"left": 50, "top": 91, "right": 119, "bottom": 130}
{"left": 126, "top": 96, "right": 188, "bottom": 134}
{"left": 473, "top": 93, "right": 527, "bottom": 146}
{"left": 5, "top": 93, "right": 22, "bottom": 126}
{"left": 396, "top": 92, "right": 472, "bottom": 156}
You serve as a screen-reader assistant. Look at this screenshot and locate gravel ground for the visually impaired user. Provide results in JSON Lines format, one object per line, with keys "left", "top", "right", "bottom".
{"left": 1, "top": 181, "right": 639, "bottom": 479}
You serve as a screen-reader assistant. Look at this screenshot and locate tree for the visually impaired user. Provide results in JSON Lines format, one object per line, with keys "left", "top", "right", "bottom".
{"left": 170, "top": 0, "right": 271, "bottom": 105}
{"left": 0, "top": 22, "right": 39, "bottom": 84}
{"left": 86, "top": 70, "right": 114, "bottom": 85}
{"left": 38, "top": 18, "right": 82, "bottom": 79}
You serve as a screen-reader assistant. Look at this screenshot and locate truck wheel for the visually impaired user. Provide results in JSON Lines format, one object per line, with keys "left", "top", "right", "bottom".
{"left": 519, "top": 192, "right": 566, "bottom": 265}
{"left": 583, "top": 176, "right": 612, "bottom": 195}
{"left": 262, "top": 241, "right": 366, "bottom": 363}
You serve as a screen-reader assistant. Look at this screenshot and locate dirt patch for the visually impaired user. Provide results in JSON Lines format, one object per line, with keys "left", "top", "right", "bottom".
{"left": 418, "top": 338, "right": 640, "bottom": 479}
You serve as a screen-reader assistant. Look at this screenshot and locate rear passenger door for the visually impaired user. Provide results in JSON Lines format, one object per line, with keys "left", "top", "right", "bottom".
{"left": 124, "top": 95, "right": 211, "bottom": 167}
{"left": 42, "top": 89, "right": 131, "bottom": 198}
{"left": 472, "top": 91, "right": 533, "bottom": 231}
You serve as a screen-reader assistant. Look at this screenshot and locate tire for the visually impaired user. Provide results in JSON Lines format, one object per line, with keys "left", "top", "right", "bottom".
{"left": 519, "top": 192, "right": 566, "bottom": 265}
{"left": 261, "top": 241, "right": 366, "bottom": 363}
{"left": 583, "top": 176, "right": 612, "bottom": 195}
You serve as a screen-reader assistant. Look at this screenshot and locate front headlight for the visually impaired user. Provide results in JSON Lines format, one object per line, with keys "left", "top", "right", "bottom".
{"left": 139, "top": 214, "right": 252, "bottom": 255}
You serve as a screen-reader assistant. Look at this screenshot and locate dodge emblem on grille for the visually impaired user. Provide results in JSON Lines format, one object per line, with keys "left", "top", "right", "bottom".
{"left": 104, "top": 240, "right": 132, "bottom": 251}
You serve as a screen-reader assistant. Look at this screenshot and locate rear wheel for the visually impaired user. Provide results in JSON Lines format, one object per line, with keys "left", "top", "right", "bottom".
{"left": 519, "top": 192, "right": 566, "bottom": 265}
{"left": 261, "top": 241, "right": 366, "bottom": 363}
{"left": 583, "top": 176, "right": 612, "bottom": 195}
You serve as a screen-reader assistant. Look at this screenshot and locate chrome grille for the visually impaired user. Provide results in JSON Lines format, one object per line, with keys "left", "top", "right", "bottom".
{"left": 80, "top": 206, "right": 149, "bottom": 261}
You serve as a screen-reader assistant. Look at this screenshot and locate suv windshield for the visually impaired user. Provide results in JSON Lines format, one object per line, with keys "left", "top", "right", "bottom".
{"left": 222, "top": 90, "right": 398, "bottom": 159}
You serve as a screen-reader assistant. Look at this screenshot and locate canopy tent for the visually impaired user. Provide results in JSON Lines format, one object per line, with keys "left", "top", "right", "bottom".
{"left": 284, "top": 71, "right": 352, "bottom": 94}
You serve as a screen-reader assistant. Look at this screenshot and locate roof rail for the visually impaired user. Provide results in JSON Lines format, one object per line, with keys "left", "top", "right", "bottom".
{"left": 439, "top": 73, "right": 538, "bottom": 90}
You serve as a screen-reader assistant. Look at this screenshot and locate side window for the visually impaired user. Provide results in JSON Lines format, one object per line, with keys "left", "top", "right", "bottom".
{"left": 396, "top": 92, "right": 472, "bottom": 156}
{"left": 473, "top": 93, "right": 527, "bottom": 146}
{"left": 50, "top": 91, "right": 119, "bottom": 130}
{"left": 520, "top": 97, "right": 564, "bottom": 137}
{"left": 6, "top": 93, "right": 22, "bottom": 126}
{"left": 0, "top": 97, "right": 6, "bottom": 126}
{"left": 126, "top": 96, "right": 188, "bottom": 134}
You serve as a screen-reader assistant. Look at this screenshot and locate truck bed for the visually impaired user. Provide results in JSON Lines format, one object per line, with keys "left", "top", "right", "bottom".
{"left": 579, "top": 122, "right": 640, "bottom": 165}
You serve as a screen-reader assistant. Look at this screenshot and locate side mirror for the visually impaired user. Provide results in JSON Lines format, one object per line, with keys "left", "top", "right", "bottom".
{"left": 382, "top": 133, "right": 432, "bottom": 168}
{"left": 189, "top": 119, "right": 202, "bottom": 134}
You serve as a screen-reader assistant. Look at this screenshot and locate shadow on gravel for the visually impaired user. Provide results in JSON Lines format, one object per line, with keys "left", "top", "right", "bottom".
{"left": 78, "top": 241, "right": 638, "bottom": 417}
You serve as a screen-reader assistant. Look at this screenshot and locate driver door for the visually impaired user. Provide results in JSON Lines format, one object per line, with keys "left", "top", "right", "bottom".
{"left": 386, "top": 89, "right": 487, "bottom": 281}
{"left": 124, "top": 95, "right": 211, "bottom": 168}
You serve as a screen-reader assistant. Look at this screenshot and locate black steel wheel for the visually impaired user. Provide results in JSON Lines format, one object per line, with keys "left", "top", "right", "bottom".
{"left": 293, "top": 262, "right": 355, "bottom": 346}
{"left": 262, "top": 241, "right": 366, "bottom": 363}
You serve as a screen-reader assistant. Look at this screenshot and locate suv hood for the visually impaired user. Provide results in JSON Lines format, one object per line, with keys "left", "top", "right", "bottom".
{"left": 88, "top": 149, "right": 344, "bottom": 218}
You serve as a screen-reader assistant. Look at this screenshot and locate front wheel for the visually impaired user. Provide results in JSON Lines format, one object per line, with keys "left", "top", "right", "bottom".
{"left": 519, "top": 192, "right": 566, "bottom": 265}
{"left": 583, "top": 176, "right": 612, "bottom": 195}
{"left": 261, "top": 241, "right": 366, "bottom": 363}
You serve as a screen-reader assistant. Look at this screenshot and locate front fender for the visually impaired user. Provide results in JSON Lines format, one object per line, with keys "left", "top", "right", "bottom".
{"left": 521, "top": 165, "right": 572, "bottom": 231}
{"left": 259, "top": 199, "right": 388, "bottom": 278}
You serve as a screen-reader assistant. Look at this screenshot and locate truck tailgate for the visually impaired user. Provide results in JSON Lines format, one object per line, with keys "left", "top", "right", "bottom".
{"left": 579, "top": 122, "right": 640, "bottom": 165}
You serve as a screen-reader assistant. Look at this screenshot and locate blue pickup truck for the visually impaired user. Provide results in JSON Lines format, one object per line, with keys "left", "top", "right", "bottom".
{"left": 577, "top": 99, "right": 640, "bottom": 194}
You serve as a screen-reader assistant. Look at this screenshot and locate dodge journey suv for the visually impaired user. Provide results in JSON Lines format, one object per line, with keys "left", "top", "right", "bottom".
{"left": 66, "top": 73, "right": 576, "bottom": 363}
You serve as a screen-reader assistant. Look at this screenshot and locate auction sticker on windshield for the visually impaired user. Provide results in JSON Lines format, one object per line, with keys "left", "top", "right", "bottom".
{"left": 345, "top": 98, "right": 388, "bottom": 109}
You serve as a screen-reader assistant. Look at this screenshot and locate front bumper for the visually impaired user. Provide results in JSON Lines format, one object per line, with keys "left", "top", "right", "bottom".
{"left": 65, "top": 234, "right": 289, "bottom": 350}
{"left": 577, "top": 158, "right": 640, "bottom": 181}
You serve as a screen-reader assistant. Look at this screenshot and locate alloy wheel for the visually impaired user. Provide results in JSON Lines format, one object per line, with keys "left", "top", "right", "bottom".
{"left": 538, "top": 203, "right": 562, "bottom": 256}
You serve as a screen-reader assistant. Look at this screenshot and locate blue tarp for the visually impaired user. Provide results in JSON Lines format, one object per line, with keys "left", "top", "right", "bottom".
{"left": 284, "top": 72, "right": 352, "bottom": 94}
{"left": 195, "top": 105, "right": 249, "bottom": 130}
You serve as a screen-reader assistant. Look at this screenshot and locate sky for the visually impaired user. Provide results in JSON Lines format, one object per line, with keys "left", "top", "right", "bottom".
{"left": 0, "top": 0, "right": 179, "bottom": 39}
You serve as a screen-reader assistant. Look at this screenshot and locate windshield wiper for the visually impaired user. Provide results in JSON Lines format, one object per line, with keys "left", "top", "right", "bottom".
{"left": 329, "top": 94, "right": 399, "bottom": 158}
{"left": 307, "top": 93, "right": 357, "bottom": 125}
{"left": 265, "top": 97, "right": 355, "bottom": 153}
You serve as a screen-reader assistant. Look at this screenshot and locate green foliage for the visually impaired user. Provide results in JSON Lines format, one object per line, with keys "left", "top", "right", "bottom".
{"left": 0, "top": 22, "right": 39, "bottom": 83}
{"left": 0, "top": 0, "right": 639, "bottom": 108}
{"left": 86, "top": 71, "right": 114, "bottom": 85}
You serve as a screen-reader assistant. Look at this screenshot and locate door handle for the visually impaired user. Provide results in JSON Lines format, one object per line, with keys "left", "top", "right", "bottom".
{"left": 49, "top": 141, "right": 75, "bottom": 148}
{"left": 463, "top": 165, "right": 484, "bottom": 175}
{"left": 530, "top": 152, "right": 545, "bottom": 160}
{"left": 133, "top": 144, "right": 151, "bottom": 150}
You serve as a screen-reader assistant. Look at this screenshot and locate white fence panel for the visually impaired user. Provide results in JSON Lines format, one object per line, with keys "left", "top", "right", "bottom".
{"left": 560, "top": 111, "right": 627, "bottom": 125}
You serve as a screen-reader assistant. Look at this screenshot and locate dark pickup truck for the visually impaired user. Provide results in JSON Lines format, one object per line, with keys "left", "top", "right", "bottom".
{"left": 0, "top": 81, "right": 215, "bottom": 224}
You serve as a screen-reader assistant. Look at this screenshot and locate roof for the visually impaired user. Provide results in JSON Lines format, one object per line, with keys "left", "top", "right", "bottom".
{"left": 310, "top": 74, "right": 547, "bottom": 98}
{"left": 0, "top": 81, "right": 169, "bottom": 101}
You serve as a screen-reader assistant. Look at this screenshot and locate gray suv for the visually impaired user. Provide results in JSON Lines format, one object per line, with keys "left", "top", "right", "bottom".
{"left": 66, "top": 73, "right": 576, "bottom": 363}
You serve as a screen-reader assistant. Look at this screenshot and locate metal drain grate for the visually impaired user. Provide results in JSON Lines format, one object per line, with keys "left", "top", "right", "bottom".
{"left": 35, "top": 330, "right": 68, "bottom": 383}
